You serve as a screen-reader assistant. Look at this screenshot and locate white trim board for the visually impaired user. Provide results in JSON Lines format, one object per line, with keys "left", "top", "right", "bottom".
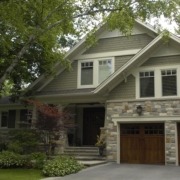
{"left": 77, "top": 49, "right": 140, "bottom": 60}
{"left": 112, "top": 116, "right": 180, "bottom": 126}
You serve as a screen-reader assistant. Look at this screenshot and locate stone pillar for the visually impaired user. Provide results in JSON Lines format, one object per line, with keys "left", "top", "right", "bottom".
{"left": 165, "top": 121, "right": 177, "bottom": 165}
{"left": 106, "top": 122, "right": 117, "bottom": 161}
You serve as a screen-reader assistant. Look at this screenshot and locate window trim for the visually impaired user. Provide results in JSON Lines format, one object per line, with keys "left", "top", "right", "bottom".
{"left": 134, "top": 65, "right": 180, "bottom": 99}
{"left": 77, "top": 57, "right": 114, "bottom": 89}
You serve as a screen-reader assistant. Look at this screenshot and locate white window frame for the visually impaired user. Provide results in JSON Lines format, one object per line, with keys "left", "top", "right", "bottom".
{"left": 134, "top": 65, "right": 180, "bottom": 99}
{"left": 77, "top": 57, "right": 114, "bottom": 88}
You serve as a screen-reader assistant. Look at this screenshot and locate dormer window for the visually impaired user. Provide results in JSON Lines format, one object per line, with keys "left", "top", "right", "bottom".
{"left": 78, "top": 57, "right": 114, "bottom": 88}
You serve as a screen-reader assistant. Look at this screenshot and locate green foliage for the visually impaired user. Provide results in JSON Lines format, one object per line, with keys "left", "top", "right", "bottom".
{"left": 28, "top": 152, "right": 47, "bottom": 169}
{"left": 0, "top": 151, "right": 27, "bottom": 168}
{"left": 42, "top": 156, "right": 84, "bottom": 177}
{"left": 0, "top": 0, "right": 179, "bottom": 94}
{"left": 7, "top": 129, "right": 40, "bottom": 154}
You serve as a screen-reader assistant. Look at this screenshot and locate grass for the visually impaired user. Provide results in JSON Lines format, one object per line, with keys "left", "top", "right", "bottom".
{"left": 0, "top": 169, "right": 44, "bottom": 180}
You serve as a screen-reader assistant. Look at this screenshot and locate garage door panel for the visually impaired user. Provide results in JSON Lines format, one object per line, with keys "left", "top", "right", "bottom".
{"left": 120, "top": 123, "right": 165, "bottom": 164}
{"left": 121, "top": 136, "right": 142, "bottom": 163}
{"left": 144, "top": 136, "right": 165, "bottom": 164}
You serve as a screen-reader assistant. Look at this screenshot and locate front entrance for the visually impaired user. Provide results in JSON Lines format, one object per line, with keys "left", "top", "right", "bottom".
{"left": 83, "top": 107, "right": 105, "bottom": 146}
{"left": 120, "top": 123, "right": 165, "bottom": 164}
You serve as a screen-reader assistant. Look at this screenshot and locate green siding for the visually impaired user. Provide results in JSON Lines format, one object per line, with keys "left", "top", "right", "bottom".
{"left": 42, "top": 61, "right": 78, "bottom": 91}
{"left": 84, "top": 34, "right": 153, "bottom": 54}
{"left": 107, "top": 75, "right": 135, "bottom": 100}
{"left": 141, "top": 55, "right": 180, "bottom": 67}
{"left": 115, "top": 56, "right": 133, "bottom": 70}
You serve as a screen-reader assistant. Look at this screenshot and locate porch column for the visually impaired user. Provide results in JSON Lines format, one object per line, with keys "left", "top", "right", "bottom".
{"left": 165, "top": 121, "right": 178, "bottom": 165}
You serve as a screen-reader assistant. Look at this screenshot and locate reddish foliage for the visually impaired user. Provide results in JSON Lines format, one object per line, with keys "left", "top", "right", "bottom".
{"left": 25, "top": 99, "right": 74, "bottom": 130}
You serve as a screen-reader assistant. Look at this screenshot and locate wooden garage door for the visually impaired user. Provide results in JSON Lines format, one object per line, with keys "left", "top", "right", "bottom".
{"left": 120, "top": 123, "right": 165, "bottom": 164}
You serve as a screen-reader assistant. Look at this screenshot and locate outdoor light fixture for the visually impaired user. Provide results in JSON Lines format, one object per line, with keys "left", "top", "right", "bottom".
{"left": 136, "top": 105, "right": 143, "bottom": 115}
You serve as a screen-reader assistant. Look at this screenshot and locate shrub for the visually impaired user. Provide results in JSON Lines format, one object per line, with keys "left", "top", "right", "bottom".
{"left": 29, "top": 152, "right": 47, "bottom": 169}
{"left": 0, "top": 151, "right": 27, "bottom": 168}
{"left": 7, "top": 129, "right": 40, "bottom": 154}
{"left": 42, "top": 156, "right": 84, "bottom": 177}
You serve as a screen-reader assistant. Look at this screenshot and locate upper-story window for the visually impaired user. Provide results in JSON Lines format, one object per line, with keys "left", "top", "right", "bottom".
{"left": 81, "top": 62, "right": 93, "bottom": 85}
{"left": 161, "top": 69, "right": 177, "bottom": 96}
{"left": 78, "top": 57, "right": 114, "bottom": 88}
{"left": 140, "top": 71, "right": 154, "bottom": 98}
{"left": 136, "top": 66, "right": 179, "bottom": 99}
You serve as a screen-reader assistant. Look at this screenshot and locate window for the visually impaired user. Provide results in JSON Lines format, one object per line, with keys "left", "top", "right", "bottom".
{"left": 139, "top": 71, "right": 154, "bottom": 97}
{"left": 81, "top": 62, "right": 93, "bottom": 85}
{"left": 98, "top": 60, "right": 112, "bottom": 84}
{"left": 161, "top": 69, "right": 177, "bottom": 96}
{"left": 78, "top": 58, "right": 114, "bottom": 88}
{"left": 1, "top": 112, "right": 8, "bottom": 128}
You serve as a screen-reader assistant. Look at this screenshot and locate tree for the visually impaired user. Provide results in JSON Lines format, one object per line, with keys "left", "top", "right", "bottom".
{"left": 26, "top": 99, "right": 74, "bottom": 154}
{"left": 0, "top": 0, "right": 179, "bottom": 95}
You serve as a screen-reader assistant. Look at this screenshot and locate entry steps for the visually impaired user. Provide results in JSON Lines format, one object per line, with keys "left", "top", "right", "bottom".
{"left": 64, "top": 146, "right": 107, "bottom": 166}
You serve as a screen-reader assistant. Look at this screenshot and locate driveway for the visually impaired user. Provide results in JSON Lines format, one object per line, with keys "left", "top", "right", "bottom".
{"left": 43, "top": 163, "right": 180, "bottom": 180}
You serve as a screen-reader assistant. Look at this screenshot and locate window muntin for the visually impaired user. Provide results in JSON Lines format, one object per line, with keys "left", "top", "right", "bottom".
{"left": 98, "top": 59, "right": 112, "bottom": 84}
{"left": 161, "top": 69, "right": 177, "bottom": 96}
{"left": 78, "top": 58, "right": 114, "bottom": 88}
{"left": 1, "top": 112, "right": 8, "bottom": 128}
{"left": 81, "top": 61, "right": 93, "bottom": 85}
{"left": 140, "top": 71, "right": 154, "bottom": 98}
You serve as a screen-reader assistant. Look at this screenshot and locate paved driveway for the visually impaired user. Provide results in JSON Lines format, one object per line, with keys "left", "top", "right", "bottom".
{"left": 43, "top": 163, "right": 180, "bottom": 180}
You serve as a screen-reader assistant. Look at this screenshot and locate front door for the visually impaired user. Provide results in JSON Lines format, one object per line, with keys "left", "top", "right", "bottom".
{"left": 120, "top": 123, "right": 165, "bottom": 164}
{"left": 83, "top": 107, "right": 105, "bottom": 146}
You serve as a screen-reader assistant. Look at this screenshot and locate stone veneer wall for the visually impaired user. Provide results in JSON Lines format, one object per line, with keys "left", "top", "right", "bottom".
{"left": 106, "top": 99, "right": 180, "bottom": 165}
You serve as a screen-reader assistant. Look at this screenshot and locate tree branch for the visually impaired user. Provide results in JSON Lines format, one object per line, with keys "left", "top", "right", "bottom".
{"left": 44, "top": 7, "right": 123, "bottom": 33}
{"left": 0, "top": 35, "right": 35, "bottom": 91}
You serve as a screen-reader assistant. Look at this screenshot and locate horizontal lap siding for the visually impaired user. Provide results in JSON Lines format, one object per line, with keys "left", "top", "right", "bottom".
{"left": 42, "top": 61, "right": 78, "bottom": 91}
{"left": 84, "top": 34, "right": 153, "bottom": 54}
{"left": 107, "top": 75, "right": 135, "bottom": 100}
{"left": 115, "top": 56, "right": 133, "bottom": 70}
{"left": 141, "top": 55, "right": 180, "bottom": 67}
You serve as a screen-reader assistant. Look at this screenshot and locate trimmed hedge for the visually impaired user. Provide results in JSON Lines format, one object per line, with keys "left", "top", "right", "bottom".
{"left": 42, "top": 156, "right": 84, "bottom": 177}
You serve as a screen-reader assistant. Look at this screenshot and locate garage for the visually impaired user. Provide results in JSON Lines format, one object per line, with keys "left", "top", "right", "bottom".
{"left": 120, "top": 123, "right": 165, "bottom": 164}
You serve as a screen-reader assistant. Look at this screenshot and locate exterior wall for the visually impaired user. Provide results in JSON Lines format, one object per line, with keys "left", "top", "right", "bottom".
{"left": 115, "top": 56, "right": 133, "bottom": 70}
{"left": 42, "top": 61, "right": 78, "bottom": 91}
{"left": 141, "top": 55, "right": 180, "bottom": 67}
{"left": 40, "top": 55, "right": 134, "bottom": 92}
{"left": 84, "top": 34, "right": 153, "bottom": 54}
{"left": 107, "top": 75, "right": 135, "bottom": 100}
{"left": 106, "top": 99, "right": 180, "bottom": 165}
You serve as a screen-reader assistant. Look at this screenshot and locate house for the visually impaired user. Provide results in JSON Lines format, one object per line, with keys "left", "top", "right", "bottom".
{"left": 0, "top": 20, "right": 180, "bottom": 166}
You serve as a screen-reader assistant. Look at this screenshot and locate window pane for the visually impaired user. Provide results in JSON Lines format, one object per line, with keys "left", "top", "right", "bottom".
{"left": 81, "top": 62, "right": 93, "bottom": 85}
{"left": 1, "top": 112, "right": 8, "bottom": 127}
{"left": 162, "top": 75, "right": 177, "bottom": 96}
{"left": 98, "top": 60, "right": 112, "bottom": 84}
{"left": 140, "top": 71, "right": 154, "bottom": 97}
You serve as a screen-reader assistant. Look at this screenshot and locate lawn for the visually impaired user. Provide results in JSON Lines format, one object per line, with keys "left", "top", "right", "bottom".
{"left": 0, "top": 169, "right": 44, "bottom": 180}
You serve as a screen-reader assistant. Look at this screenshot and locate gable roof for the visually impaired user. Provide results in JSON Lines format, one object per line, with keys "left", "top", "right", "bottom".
{"left": 93, "top": 33, "right": 180, "bottom": 95}
{"left": 27, "top": 19, "right": 158, "bottom": 93}
{"left": 25, "top": 20, "right": 180, "bottom": 101}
